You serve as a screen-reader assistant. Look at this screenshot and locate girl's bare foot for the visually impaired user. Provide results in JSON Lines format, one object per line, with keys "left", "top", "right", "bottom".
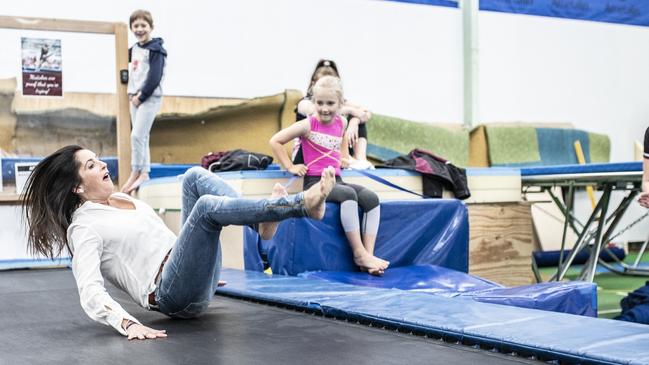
{"left": 259, "top": 183, "right": 288, "bottom": 240}
{"left": 124, "top": 172, "right": 150, "bottom": 194}
{"left": 354, "top": 253, "right": 389, "bottom": 276}
{"left": 304, "top": 166, "right": 335, "bottom": 220}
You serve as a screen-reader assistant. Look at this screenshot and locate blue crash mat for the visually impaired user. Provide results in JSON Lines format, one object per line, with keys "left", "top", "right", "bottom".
{"left": 216, "top": 269, "right": 649, "bottom": 365}
{"left": 244, "top": 200, "right": 469, "bottom": 275}
{"left": 304, "top": 265, "right": 597, "bottom": 317}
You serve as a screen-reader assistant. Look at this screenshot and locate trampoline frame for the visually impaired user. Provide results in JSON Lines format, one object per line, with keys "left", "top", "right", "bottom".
{"left": 522, "top": 167, "right": 646, "bottom": 282}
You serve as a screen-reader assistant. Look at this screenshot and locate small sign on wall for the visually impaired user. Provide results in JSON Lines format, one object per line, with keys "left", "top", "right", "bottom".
{"left": 21, "top": 37, "right": 63, "bottom": 97}
{"left": 15, "top": 162, "right": 38, "bottom": 194}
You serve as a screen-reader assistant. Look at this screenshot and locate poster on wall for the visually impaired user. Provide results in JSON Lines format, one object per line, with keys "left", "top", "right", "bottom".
{"left": 21, "top": 37, "right": 63, "bottom": 97}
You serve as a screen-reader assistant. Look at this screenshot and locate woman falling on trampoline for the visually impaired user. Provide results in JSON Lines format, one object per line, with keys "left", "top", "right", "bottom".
{"left": 22, "top": 145, "right": 335, "bottom": 340}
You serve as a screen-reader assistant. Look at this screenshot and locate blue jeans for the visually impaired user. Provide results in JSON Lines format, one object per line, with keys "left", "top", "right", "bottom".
{"left": 154, "top": 166, "right": 308, "bottom": 318}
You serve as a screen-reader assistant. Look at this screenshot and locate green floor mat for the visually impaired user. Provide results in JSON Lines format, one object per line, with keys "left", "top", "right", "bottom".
{"left": 366, "top": 114, "right": 469, "bottom": 166}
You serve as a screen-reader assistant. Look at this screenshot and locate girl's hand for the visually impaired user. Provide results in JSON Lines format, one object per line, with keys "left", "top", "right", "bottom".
{"left": 639, "top": 192, "right": 649, "bottom": 208}
{"left": 288, "top": 164, "right": 307, "bottom": 177}
{"left": 126, "top": 323, "right": 167, "bottom": 341}
{"left": 341, "top": 157, "right": 351, "bottom": 169}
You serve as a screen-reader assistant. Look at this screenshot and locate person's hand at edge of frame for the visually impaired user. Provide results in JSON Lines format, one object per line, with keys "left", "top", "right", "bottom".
{"left": 638, "top": 191, "right": 649, "bottom": 208}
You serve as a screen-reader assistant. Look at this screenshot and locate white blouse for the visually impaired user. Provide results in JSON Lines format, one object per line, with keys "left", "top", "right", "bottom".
{"left": 67, "top": 193, "right": 176, "bottom": 335}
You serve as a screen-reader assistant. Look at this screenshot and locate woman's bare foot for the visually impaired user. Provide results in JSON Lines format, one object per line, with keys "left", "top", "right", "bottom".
{"left": 304, "top": 166, "right": 335, "bottom": 220}
{"left": 354, "top": 253, "right": 389, "bottom": 276}
{"left": 124, "top": 172, "right": 150, "bottom": 194}
{"left": 259, "top": 183, "right": 288, "bottom": 240}
{"left": 121, "top": 171, "right": 140, "bottom": 193}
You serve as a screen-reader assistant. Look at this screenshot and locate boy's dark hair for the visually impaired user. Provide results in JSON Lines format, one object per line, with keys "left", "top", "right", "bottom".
{"left": 129, "top": 9, "right": 154, "bottom": 28}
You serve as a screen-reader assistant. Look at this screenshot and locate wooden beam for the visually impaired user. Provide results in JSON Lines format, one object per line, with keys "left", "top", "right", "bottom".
{"left": 0, "top": 194, "right": 22, "bottom": 203}
{"left": 0, "top": 15, "right": 115, "bottom": 34}
{"left": 113, "top": 23, "right": 131, "bottom": 189}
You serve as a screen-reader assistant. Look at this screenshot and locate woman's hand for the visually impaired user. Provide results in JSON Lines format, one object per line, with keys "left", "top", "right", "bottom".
{"left": 288, "top": 164, "right": 307, "bottom": 177}
{"left": 639, "top": 192, "right": 649, "bottom": 208}
{"left": 126, "top": 323, "right": 167, "bottom": 341}
{"left": 346, "top": 119, "right": 359, "bottom": 148}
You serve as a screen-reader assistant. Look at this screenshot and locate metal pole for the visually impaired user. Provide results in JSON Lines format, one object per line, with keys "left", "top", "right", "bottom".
{"left": 462, "top": 0, "right": 479, "bottom": 129}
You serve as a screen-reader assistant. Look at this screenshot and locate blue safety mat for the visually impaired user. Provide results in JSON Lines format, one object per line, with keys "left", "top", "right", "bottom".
{"left": 303, "top": 265, "right": 597, "bottom": 316}
{"left": 534, "top": 247, "right": 626, "bottom": 268}
{"left": 216, "top": 269, "right": 649, "bottom": 365}
{"left": 244, "top": 200, "right": 469, "bottom": 275}
{"left": 521, "top": 162, "right": 642, "bottom": 176}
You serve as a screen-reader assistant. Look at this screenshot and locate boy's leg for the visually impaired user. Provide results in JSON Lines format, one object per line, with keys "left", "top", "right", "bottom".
{"left": 125, "top": 97, "right": 162, "bottom": 193}
{"left": 121, "top": 104, "right": 141, "bottom": 193}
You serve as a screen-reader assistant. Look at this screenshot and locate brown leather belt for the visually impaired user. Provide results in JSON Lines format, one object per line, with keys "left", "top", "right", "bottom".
{"left": 148, "top": 252, "right": 170, "bottom": 307}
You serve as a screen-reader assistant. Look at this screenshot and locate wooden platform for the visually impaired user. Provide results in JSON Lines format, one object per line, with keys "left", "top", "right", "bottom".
{"left": 468, "top": 202, "right": 536, "bottom": 286}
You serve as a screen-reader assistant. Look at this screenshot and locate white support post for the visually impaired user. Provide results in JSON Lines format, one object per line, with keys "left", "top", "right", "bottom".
{"left": 462, "top": 0, "right": 479, "bottom": 129}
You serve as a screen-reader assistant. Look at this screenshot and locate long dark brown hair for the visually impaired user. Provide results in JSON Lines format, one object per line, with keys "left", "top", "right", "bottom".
{"left": 22, "top": 145, "right": 84, "bottom": 259}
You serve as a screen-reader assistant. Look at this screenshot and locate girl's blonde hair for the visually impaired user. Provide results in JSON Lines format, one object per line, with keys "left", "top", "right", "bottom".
{"left": 311, "top": 75, "right": 344, "bottom": 103}
{"left": 129, "top": 9, "right": 154, "bottom": 28}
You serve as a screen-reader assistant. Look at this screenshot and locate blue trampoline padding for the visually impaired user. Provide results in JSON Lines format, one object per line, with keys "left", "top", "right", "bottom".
{"left": 214, "top": 166, "right": 419, "bottom": 180}
{"left": 244, "top": 199, "right": 469, "bottom": 275}
{"left": 468, "top": 281, "right": 596, "bottom": 317}
{"left": 148, "top": 164, "right": 194, "bottom": 179}
{"left": 304, "top": 265, "right": 596, "bottom": 316}
{"left": 521, "top": 162, "right": 642, "bottom": 176}
{"left": 216, "top": 269, "right": 649, "bottom": 365}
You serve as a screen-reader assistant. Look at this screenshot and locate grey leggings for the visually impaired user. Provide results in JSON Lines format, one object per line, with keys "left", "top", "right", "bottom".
{"left": 303, "top": 175, "right": 380, "bottom": 235}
